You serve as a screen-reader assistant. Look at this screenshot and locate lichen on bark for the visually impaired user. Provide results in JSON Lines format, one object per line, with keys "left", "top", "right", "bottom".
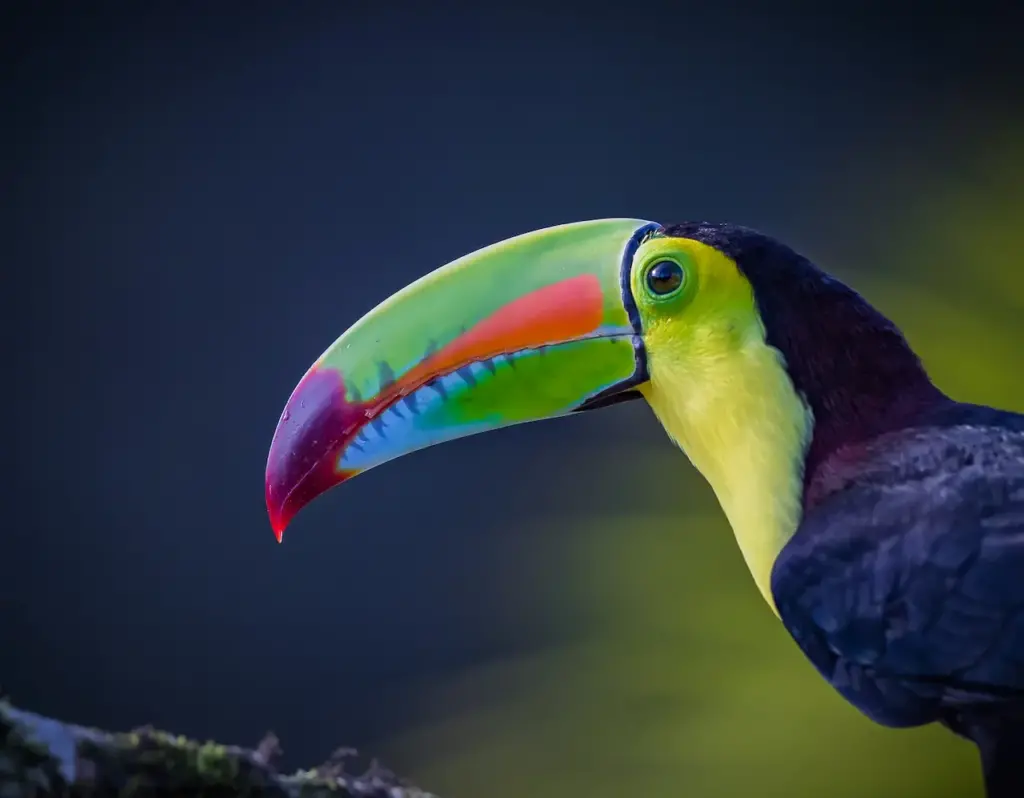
{"left": 0, "top": 700, "right": 437, "bottom": 797}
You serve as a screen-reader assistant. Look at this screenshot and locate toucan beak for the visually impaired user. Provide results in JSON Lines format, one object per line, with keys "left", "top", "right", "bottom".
{"left": 265, "top": 218, "right": 660, "bottom": 540}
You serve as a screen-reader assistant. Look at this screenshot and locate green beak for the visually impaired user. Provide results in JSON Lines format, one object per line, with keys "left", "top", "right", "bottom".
{"left": 265, "top": 218, "right": 660, "bottom": 540}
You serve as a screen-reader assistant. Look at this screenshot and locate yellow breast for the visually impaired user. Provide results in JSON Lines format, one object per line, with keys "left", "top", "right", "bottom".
{"left": 637, "top": 241, "right": 814, "bottom": 614}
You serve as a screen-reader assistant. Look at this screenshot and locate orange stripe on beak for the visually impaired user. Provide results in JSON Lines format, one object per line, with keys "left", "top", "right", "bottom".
{"left": 401, "top": 273, "right": 604, "bottom": 388}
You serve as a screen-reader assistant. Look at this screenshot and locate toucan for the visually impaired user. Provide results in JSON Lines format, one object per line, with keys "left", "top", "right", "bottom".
{"left": 265, "top": 219, "right": 1024, "bottom": 796}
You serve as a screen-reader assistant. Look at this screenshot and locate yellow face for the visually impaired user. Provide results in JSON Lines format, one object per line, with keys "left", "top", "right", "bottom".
{"left": 630, "top": 235, "right": 815, "bottom": 612}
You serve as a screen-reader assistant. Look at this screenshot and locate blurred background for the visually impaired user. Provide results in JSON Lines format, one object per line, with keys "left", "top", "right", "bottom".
{"left": 5, "top": 2, "right": 1023, "bottom": 796}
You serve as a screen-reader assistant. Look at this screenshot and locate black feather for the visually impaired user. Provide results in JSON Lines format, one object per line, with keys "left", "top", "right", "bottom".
{"left": 773, "top": 408, "right": 1024, "bottom": 796}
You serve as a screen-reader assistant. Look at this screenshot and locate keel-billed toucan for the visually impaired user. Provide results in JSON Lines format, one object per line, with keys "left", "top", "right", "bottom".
{"left": 265, "top": 220, "right": 1024, "bottom": 796}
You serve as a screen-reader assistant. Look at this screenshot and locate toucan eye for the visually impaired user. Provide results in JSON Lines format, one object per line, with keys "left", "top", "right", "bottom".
{"left": 645, "top": 260, "right": 684, "bottom": 297}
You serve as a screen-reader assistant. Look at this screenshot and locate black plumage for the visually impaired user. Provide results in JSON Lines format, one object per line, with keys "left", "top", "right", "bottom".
{"left": 774, "top": 405, "right": 1024, "bottom": 796}
{"left": 667, "top": 223, "right": 1024, "bottom": 796}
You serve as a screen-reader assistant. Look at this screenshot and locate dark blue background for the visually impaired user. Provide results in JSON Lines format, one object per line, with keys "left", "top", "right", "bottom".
{"left": 5, "top": 0, "right": 1022, "bottom": 776}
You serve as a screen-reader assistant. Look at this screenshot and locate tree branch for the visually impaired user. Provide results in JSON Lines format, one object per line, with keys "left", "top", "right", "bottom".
{"left": 0, "top": 699, "right": 439, "bottom": 797}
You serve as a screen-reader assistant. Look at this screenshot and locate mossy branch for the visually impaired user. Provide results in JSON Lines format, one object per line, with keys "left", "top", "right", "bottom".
{"left": 0, "top": 699, "right": 439, "bottom": 797}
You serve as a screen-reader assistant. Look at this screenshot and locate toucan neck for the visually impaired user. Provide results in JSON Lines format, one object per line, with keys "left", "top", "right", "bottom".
{"left": 800, "top": 371, "right": 948, "bottom": 510}
{"left": 769, "top": 290, "right": 950, "bottom": 510}
{"left": 640, "top": 335, "right": 815, "bottom": 614}
{"left": 715, "top": 236, "right": 949, "bottom": 510}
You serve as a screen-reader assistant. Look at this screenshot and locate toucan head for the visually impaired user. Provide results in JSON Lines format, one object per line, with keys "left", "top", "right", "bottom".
{"left": 265, "top": 219, "right": 938, "bottom": 552}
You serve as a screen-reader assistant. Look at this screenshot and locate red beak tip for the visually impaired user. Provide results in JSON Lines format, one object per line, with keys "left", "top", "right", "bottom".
{"left": 267, "top": 502, "right": 288, "bottom": 543}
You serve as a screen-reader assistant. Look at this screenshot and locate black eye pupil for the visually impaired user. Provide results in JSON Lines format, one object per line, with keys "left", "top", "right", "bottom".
{"left": 646, "top": 260, "right": 684, "bottom": 295}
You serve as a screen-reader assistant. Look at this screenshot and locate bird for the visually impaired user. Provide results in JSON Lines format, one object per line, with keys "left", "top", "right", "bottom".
{"left": 265, "top": 219, "right": 1024, "bottom": 796}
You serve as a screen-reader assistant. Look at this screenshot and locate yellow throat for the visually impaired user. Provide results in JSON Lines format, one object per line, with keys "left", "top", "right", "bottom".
{"left": 638, "top": 240, "right": 814, "bottom": 614}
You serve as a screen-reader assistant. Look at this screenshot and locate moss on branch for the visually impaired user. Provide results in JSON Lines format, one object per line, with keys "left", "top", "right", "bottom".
{"left": 0, "top": 699, "right": 438, "bottom": 797}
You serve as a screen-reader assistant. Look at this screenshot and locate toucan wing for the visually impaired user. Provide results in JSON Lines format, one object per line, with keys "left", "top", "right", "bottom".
{"left": 772, "top": 416, "right": 1024, "bottom": 728}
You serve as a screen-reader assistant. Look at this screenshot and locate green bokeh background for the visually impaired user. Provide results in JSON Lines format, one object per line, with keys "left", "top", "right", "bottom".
{"left": 379, "top": 128, "right": 1024, "bottom": 797}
